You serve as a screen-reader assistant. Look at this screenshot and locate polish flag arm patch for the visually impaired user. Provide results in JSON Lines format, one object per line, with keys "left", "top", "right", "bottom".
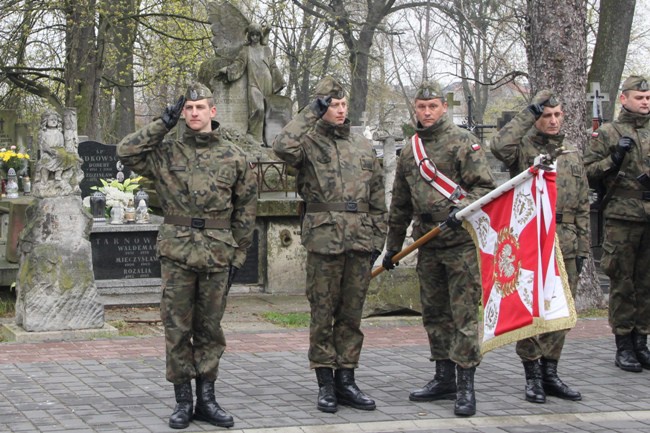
{"left": 471, "top": 143, "right": 481, "bottom": 151}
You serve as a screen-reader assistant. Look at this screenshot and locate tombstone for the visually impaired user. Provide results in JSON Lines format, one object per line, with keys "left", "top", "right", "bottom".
{"left": 78, "top": 140, "right": 132, "bottom": 198}
{"left": 90, "top": 217, "right": 162, "bottom": 301}
{"left": 264, "top": 95, "right": 293, "bottom": 147}
{"left": 0, "top": 110, "right": 18, "bottom": 150}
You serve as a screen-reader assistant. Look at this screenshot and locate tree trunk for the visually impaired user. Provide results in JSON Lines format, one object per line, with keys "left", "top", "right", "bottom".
{"left": 348, "top": 46, "right": 371, "bottom": 126}
{"left": 526, "top": 0, "right": 604, "bottom": 310}
{"left": 64, "top": 0, "right": 102, "bottom": 139}
{"left": 106, "top": 0, "right": 138, "bottom": 142}
{"left": 587, "top": 0, "right": 636, "bottom": 124}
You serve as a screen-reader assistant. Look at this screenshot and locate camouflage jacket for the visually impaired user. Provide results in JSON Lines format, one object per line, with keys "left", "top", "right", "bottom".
{"left": 117, "top": 119, "right": 257, "bottom": 270}
{"left": 272, "top": 107, "right": 387, "bottom": 254}
{"left": 386, "top": 116, "right": 496, "bottom": 251}
{"left": 584, "top": 109, "right": 650, "bottom": 222}
{"left": 491, "top": 108, "right": 590, "bottom": 258}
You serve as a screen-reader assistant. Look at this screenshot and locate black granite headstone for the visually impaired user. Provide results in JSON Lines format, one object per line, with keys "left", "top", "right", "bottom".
{"left": 234, "top": 229, "right": 259, "bottom": 284}
{"left": 79, "top": 140, "right": 131, "bottom": 198}
{"left": 90, "top": 231, "right": 161, "bottom": 280}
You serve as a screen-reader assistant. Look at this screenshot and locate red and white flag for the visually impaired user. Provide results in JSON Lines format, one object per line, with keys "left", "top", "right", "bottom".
{"left": 462, "top": 168, "right": 576, "bottom": 354}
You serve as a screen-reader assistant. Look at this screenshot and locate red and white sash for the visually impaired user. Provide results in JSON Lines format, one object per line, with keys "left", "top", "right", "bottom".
{"left": 412, "top": 133, "right": 467, "bottom": 204}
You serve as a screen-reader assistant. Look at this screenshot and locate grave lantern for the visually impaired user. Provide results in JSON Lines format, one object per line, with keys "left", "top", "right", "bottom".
{"left": 6, "top": 168, "right": 19, "bottom": 198}
{"left": 90, "top": 191, "right": 107, "bottom": 222}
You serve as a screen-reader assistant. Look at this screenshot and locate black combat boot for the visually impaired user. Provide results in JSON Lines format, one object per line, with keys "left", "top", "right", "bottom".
{"left": 454, "top": 366, "right": 476, "bottom": 417}
{"left": 315, "top": 367, "right": 337, "bottom": 413}
{"left": 334, "top": 368, "right": 376, "bottom": 410}
{"left": 409, "top": 359, "right": 457, "bottom": 401}
{"left": 522, "top": 360, "right": 546, "bottom": 403}
{"left": 540, "top": 358, "right": 581, "bottom": 401}
{"left": 169, "top": 382, "right": 193, "bottom": 429}
{"left": 615, "top": 334, "right": 642, "bottom": 372}
{"left": 632, "top": 332, "right": 650, "bottom": 369}
{"left": 194, "top": 377, "right": 235, "bottom": 428}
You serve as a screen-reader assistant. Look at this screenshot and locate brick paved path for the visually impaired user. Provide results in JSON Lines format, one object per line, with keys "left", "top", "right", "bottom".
{"left": 2, "top": 318, "right": 650, "bottom": 433}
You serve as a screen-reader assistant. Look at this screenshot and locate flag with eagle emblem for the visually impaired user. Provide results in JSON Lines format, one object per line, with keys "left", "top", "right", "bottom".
{"left": 462, "top": 167, "right": 576, "bottom": 354}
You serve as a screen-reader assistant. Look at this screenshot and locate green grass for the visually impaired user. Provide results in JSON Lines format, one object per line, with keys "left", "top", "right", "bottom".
{"left": 0, "top": 289, "right": 15, "bottom": 318}
{"left": 578, "top": 308, "right": 608, "bottom": 318}
{"left": 260, "top": 311, "right": 310, "bottom": 328}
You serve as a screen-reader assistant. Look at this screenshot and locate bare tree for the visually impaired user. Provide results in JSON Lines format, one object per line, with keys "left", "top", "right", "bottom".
{"left": 291, "top": 0, "right": 436, "bottom": 125}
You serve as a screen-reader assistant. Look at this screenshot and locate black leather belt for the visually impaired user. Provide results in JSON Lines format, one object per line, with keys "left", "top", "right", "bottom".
{"left": 419, "top": 211, "right": 449, "bottom": 223}
{"left": 556, "top": 212, "right": 576, "bottom": 224}
{"left": 164, "top": 216, "right": 230, "bottom": 229}
{"left": 306, "top": 202, "right": 370, "bottom": 213}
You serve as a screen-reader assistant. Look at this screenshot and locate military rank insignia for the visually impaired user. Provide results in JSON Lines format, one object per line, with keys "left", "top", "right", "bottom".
{"left": 471, "top": 143, "right": 481, "bottom": 151}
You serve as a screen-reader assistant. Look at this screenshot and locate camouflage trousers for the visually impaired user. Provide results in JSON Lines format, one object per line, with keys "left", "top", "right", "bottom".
{"left": 160, "top": 257, "right": 229, "bottom": 384}
{"left": 600, "top": 218, "right": 650, "bottom": 335}
{"left": 516, "top": 255, "right": 578, "bottom": 361}
{"left": 306, "top": 250, "right": 371, "bottom": 369}
{"left": 417, "top": 243, "right": 482, "bottom": 369}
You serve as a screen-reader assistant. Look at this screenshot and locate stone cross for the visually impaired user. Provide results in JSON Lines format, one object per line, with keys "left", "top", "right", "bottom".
{"left": 586, "top": 82, "right": 610, "bottom": 126}
{"left": 360, "top": 111, "right": 369, "bottom": 127}
{"left": 446, "top": 92, "right": 461, "bottom": 120}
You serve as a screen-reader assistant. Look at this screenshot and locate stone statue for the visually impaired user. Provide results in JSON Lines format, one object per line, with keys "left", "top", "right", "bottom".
{"left": 32, "top": 109, "right": 83, "bottom": 198}
{"left": 37, "top": 110, "right": 65, "bottom": 182}
{"left": 216, "top": 23, "right": 286, "bottom": 146}
{"left": 198, "top": 1, "right": 291, "bottom": 148}
{"left": 15, "top": 107, "right": 103, "bottom": 332}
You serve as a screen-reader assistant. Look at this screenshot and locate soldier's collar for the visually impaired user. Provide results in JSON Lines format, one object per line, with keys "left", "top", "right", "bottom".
{"left": 315, "top": 118, "right": 350, "bottom": 138}
{"left": 619, "top": 106, "right": 650, "bottom": 127}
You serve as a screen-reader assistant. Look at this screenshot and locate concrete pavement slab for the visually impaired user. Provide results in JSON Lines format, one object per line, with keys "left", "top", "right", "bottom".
{"left": 1, "top": 318, "right": 650, "bottom": 432}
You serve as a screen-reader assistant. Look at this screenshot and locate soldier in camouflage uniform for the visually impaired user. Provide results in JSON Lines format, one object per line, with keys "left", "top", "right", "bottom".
{"left": 272, "top": 76, "right": 387, "bottom": 413}
{"left": 491, "top": 90, "right": 588, "bottom": 403}
{"left": 117, "top": 83, "right": 257, "bottom": 429}
{"left": 584, "top": 75, "right": 650, "bottom": 373}
{"left": 382, "top": 82, "right": 496, "bottom": 417}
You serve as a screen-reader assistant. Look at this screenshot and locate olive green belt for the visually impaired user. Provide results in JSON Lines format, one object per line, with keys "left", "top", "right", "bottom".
{"left": 555, "top": 212, "right": 576, "bottom": 224}
{"left": 306, "top": 202, "right": 370, "bottom": 213}
{"left": 164, "top": 215, "right": 230, "bottom": 229}
{"left": 613, "top": 189, "right": 650, "bottom": 201}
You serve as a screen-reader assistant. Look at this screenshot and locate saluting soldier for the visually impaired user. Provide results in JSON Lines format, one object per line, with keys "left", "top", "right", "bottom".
{"left": 584, "top": 75, "right": 650, "bottom": 373}
{"left": 491, "top": 89, "right": 588, "bottom": 403}
{"left": 117, "top": 83, "right": 257, "bottom": 429}
{"left": 382, "top": 81, "right": 496, "bottom": 417}
{"left": 273, "top": 76, "right": 387, "bottom": 414}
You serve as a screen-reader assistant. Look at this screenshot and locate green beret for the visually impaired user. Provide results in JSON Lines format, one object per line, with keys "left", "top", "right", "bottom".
{"left": 185, "top": 82, "right": 212, "bottom": 101}
{"left": 313, "top": 76, "right": 346, "bottom": 99}
{"left": 415, "top": 81, "right": 443, "bottom": 100}
{"left": 531, "top": 89, "right": 560, "bottom": 107}
{"left": 621, "top": 75, "right": 650, "bottom": 92}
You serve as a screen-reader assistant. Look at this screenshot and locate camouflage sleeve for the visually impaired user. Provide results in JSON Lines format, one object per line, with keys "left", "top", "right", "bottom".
{"left": 458, "top": 142, "right": 497, "bottom": 206}
{"left": 490, "top": 108, "right": 536, "bottom": 169}
{"left": 272, "top": 107, "right": 319, "bottom": 167}
{"left": 116, "top": 119, "right": 169, "bottom": 178}
{"left": 369, "top": 155, "right": 388, "bottom": 251}
{"left": 584, "top": 126, "right": 619, "bottom": 185}
{"left": 230, "top": 154, "right": 258, "bottom": 268}
{"left": 386, "top": 152, "right": 413, "bottom": 251}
